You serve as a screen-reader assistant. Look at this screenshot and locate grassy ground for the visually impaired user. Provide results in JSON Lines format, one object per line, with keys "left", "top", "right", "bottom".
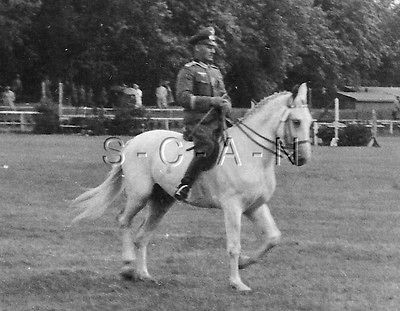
{"left": 0, "top": 133, "right": 399, "bottom": 311}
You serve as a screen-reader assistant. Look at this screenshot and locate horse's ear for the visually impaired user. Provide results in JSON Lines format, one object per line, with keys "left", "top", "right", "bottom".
{"left": 292, "top": 83, "right": 307, "bottom": 106}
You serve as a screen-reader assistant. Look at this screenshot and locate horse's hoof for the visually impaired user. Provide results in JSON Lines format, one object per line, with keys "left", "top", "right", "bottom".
{"left": 137, "top": 274, "right": 159, "bottom": 284}
{"left": 230, "top": 281, "right": 252, "bottom": 292}
{"left": 131, "top": 272, "right": 161, "bottom": 285}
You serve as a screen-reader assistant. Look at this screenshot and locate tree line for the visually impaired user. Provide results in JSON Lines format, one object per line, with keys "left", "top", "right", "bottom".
{"left": 2, "top": 0, "right": 400, "bottom": 107}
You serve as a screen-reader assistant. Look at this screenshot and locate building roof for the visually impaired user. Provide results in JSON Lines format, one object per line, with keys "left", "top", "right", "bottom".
{"left": 337, "top": 91, "right": 395, "bottom": 103}
{"left": 362, "top": 87, "right": 400, "bottom": 97}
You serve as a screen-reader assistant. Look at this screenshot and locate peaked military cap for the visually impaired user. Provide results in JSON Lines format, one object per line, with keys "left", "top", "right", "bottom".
{"left": 188, "top": 27, "right": 217, "bottom": 46}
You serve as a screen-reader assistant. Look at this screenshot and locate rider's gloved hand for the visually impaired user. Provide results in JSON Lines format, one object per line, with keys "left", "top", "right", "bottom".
{"left": 211, "top": 97, "right": 232, "bottom": 114}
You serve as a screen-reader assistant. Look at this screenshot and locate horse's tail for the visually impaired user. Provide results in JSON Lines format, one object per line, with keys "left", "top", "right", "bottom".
{"left": 71, "top": 164, "right": 124, "bottom": 222}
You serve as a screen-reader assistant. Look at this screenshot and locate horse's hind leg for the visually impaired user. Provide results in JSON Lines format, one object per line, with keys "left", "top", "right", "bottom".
{"left": 118, "top": 195, "right": 148, "bottom": 280}
{"left": 239, "top": 203, "right": 281, "bottom": 269}
{"left": 133, "top": 185, "right": 174, "bottom": 282}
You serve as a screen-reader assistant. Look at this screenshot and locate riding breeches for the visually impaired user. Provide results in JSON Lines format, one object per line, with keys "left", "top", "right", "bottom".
{"left": 181, "top": 125, "right": 221, "bottom": 186}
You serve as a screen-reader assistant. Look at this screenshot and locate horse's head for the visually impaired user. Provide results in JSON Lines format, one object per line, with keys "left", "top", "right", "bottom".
{"left": 277, "top": 83, "right": 313, "bottom": 166}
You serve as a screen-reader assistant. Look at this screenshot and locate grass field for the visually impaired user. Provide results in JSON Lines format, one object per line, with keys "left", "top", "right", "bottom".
{"left": 1, "top": 133, "right": 399, "bottom": 311}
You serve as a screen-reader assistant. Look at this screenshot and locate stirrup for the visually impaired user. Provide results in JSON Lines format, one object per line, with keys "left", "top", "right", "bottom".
{"left": 174, "top": 184, "right": 190, "bottom": 201}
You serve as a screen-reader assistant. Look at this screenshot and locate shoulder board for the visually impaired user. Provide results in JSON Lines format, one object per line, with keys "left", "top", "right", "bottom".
{"left": 184, "top": 61, "right": 210, "bottom": 69}
{"left": 184, "top": 61, "right": 200, "bottom": 68}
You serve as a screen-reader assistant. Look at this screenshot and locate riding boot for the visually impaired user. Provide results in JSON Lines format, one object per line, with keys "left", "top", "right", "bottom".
{"left": 174, "top": 156, "right": 206, "bottom": 201}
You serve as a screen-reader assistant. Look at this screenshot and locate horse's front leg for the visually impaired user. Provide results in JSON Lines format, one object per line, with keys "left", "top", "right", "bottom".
{"left": 239, "top": 203, "right": 281, "bottom": 269}
{"left": 222, "top": 202, "right": 251, "bottom": 291}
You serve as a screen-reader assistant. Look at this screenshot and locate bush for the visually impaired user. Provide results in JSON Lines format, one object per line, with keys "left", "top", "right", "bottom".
{"left": 316, "top": 124, "right": 372, "bottom": 146}
{"left": 69, "top": 117, "right": 86, "bottom": 128}
{"left": 107, "top": 107, "right": 148, "bottom": 136}
{"left": 83, "top": 117, "right": 108, "bottom": 135}
{"left": 316, "top": 126, "right": 334, "bottom": 146}
{"left": 71, "top": 108, "right": 108, "bottom": 135}
{"left": 338, "top": 124, "right": 371, "bottom": 146}
{"left": 33, "top": 103, "right": 60, "bottom": 134}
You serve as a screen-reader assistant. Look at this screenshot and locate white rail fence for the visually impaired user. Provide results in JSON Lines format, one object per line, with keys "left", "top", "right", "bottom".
{"left": 0, "top": 110, "right": 39, "bottom": 132}
{"left": 1, "top": 105, "right": 400, "bottom": 138}
{"left": 58, "top": 106, "right": 185, "bottom": 131}
{"left": 0, "top": 106, "right": 186, "bottom": 132}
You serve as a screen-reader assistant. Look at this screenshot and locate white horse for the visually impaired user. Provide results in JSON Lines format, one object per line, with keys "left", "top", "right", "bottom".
{"left": 71, "top": 83, "right": 312, "bottom": 291}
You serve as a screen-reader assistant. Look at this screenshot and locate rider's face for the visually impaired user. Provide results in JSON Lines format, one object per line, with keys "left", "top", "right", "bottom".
{"left": 195, "top": 44, "right": 216, "bottom": 63}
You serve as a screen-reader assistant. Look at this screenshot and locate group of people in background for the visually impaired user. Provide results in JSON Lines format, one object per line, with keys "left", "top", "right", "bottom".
{"left": 41, "top": 79, "right": 171, "bottom": 109}
{"left": 2, "top": 74, "right": 177, "bottom": 109}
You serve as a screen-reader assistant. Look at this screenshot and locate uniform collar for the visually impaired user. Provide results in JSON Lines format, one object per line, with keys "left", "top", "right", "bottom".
{"left": 193, "top": 60, "right": 211, "bottom": 69}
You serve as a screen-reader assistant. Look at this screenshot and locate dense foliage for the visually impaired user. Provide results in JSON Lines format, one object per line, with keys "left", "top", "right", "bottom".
{"left": 316, "top": 124, "right": 372, "bottom": 146}
{"left": 339, "top": 124, "right": 372, "bottom": 146}
{"left": 2, "top": 0, "right": 400, "bottom": 107}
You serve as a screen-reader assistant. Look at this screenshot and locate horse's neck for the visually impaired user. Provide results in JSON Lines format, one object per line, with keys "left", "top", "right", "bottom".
{"left": 236, "top": 98, "right": 287, "bottom": 138}
{"left": 221, "top": 96, "right": 288, "bottom": 170}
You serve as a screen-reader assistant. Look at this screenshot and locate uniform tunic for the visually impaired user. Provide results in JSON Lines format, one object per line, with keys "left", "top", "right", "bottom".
{"left": 176, "top": 61, "right": 228, "bottom": 129}
{"left": 176, "top": 60, "right": 229, "bottom": 170}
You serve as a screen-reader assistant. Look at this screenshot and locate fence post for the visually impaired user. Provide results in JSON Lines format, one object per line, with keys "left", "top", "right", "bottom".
{"left": 41, "top": 81, "right": 46, "bottom": 100}
{"left": 313, "top": 122, "right": 319, "bottom": 146}
{"left": 58, "top": 82, "right": 63, "bottom": 117}
{"left": 389, "top": 121, "right": 393, "bottom": 135}
{"left": 330, "top": 98, "right": 339, "bottom": 146}
{"left": 20, "top": 113, "right": 26, "bottom": 132}
{"left": 367, "top": 109, "right": 380, "bottom": 147}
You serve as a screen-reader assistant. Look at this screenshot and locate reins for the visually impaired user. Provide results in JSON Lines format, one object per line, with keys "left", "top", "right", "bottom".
{"left": 226, "top": 117, "right": 284, "bottom": 159}
{"left": 224, "top": 104, "right": 311, "bottom": 164}
{"left": 186, "top": 97, "right": 310, "bottom": 164}
{"left": 186, "top": 107, "right": 216, "bottom": 140}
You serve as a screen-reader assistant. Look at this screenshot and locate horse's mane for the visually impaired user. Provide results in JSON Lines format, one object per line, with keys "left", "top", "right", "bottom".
{"left": 242, "top": 91, "right": 292, "bottom": 121}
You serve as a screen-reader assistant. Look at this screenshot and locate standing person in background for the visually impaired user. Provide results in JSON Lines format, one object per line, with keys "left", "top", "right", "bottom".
{"left": 87, "top": 87, "right": 94, "bottom": 107}
{"left": 165, "top": 80, "right": 175, "bottom": 106}
{"left": 133, "top": 84, "right": 142, "bottom": 108}
{"left": 156, "top": 81, "right": 167, "bottom": 108}
{"left": 79, "top": 85, "right": 86, "bottom": 106}
{"left": 42, "top": 75, "right": 53, "bottom": 101}
{"left": 2, "top": 86, "right": 16, "bottom": 110}
{"left": 11, "top": 74, "right": 23, "bottom": 101}
{"left": 174, "top": 26, "right": 231, "bottom": 200}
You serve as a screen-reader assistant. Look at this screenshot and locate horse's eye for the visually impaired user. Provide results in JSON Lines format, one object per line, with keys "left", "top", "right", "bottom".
{"left": 292, "top": 119, "right": 301, "bottom": 127}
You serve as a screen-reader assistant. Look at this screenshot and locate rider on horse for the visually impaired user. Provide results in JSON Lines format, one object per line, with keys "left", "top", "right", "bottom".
{"left": 174, "top": 26, "right": 232, "bottom": 201}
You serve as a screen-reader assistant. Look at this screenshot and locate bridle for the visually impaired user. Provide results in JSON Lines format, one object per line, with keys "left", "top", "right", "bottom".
{"left": 225, "top": 102, "right": 311, "bottom": 163}
{"left": 278, "top": 103, "right": 312, "bottom": 146}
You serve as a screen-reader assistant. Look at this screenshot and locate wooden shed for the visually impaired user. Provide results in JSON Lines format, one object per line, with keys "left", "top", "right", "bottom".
{"left": 336, "top": 86, "right": 399, "bottom": 119}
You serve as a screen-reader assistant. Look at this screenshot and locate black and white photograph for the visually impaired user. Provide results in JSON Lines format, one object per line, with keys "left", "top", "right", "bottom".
{"left": 1, "top": 0, "right": 400, "bottom": 310}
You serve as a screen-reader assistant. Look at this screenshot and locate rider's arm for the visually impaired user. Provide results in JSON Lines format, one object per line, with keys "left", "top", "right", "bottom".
{"left": 176, "top": 67, "right": 216, "bottom": 112}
